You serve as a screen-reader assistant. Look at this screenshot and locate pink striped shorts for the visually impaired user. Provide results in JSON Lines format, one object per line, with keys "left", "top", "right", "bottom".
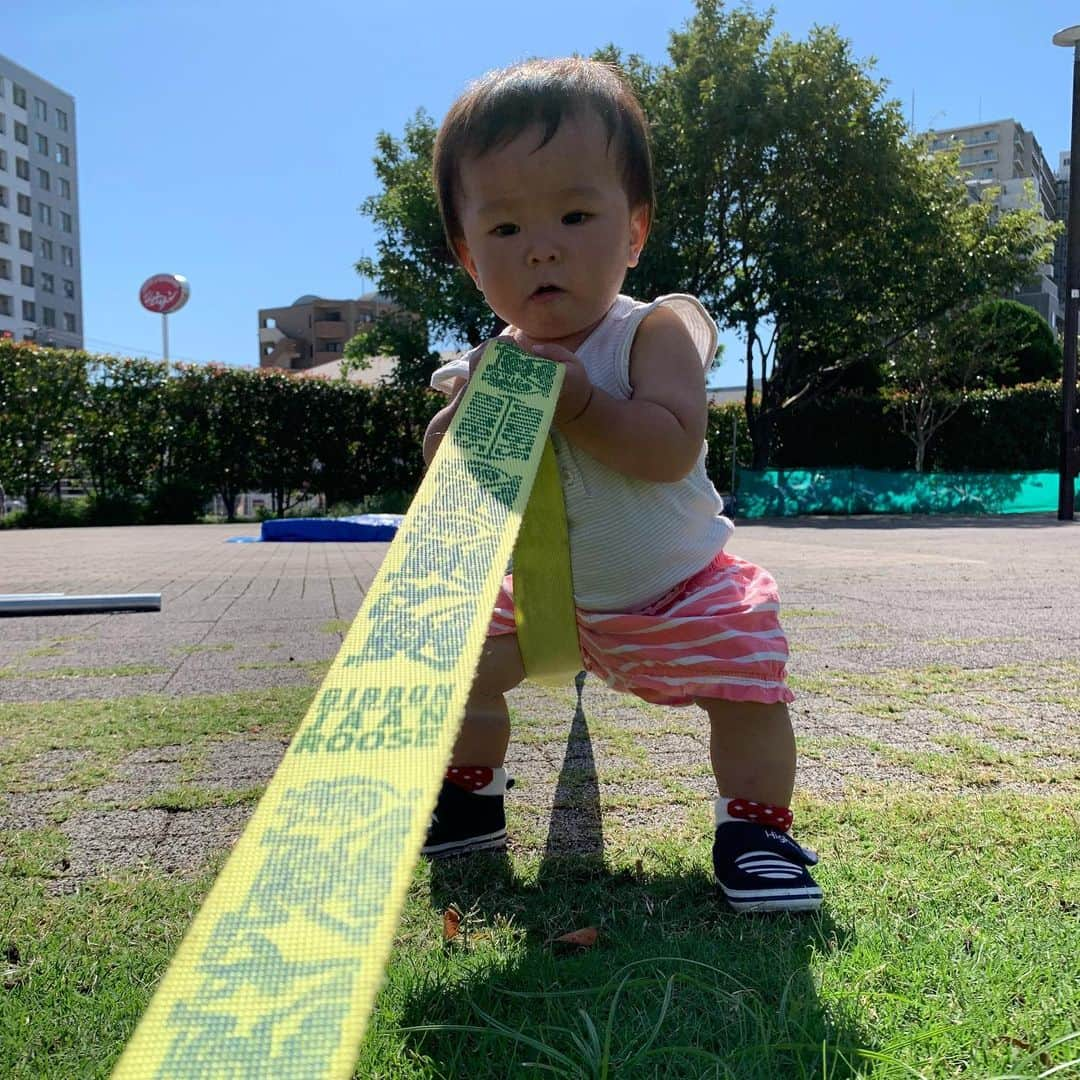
{"left": 488, "top": 550, "right": 794, "bottom": 707}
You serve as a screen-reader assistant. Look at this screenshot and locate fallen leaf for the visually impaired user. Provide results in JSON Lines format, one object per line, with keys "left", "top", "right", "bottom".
{"left": 551, "top": 926, "right": 598, "bottom": 949}
{"left": 993, "top": 1036, "right": 1052, "bottom": 1068}
{"left": 442, "top": 907, "right": 461, "bottom": 942}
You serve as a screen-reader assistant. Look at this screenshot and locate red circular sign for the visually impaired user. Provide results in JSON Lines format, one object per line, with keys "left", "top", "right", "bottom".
{"left": 139, "top": 274, "right": 190, "bottom": 314}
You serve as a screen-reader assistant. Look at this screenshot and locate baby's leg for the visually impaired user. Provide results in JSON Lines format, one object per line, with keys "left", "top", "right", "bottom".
{"left": 449, "top": 633, "right": 526, "bottom": 767}
{"left": 696, "top": 697, "right": 820, "bottom": 912}
{"left": 423, "top": 634, "right": 524, "bottom": 859}
{"left": 696, "top": 698, "right": 796, "bottom": 806}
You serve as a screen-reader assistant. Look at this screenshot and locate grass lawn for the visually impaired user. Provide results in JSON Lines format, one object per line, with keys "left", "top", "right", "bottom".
{"left": 1, "top": 690, "right": 1077, "bottom": 1079}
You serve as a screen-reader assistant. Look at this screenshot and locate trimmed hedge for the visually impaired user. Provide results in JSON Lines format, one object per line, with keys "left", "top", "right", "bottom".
{"left": 0, "top": 340, "right": 1067, "bottom": 526}
{"left": 0, "top": 341, "right": 441, "bottom": 524}
{"left": 771, "top": 381, "right": 1063, "bottom": 473}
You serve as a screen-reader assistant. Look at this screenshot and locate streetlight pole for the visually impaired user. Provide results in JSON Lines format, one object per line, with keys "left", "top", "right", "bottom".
{"left": 1053, "top": 26, "right": 1080, "bottom": 520}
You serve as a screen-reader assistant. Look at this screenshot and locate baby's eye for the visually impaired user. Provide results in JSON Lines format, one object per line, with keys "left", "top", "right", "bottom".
{"left": 562, "top": 211, "right": 590, "bottom": 226}
{"left": 491, "top": 223, "right": 519, "bottom": 237}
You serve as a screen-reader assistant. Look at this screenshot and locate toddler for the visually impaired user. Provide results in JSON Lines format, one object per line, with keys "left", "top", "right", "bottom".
{"left": 421, "top": 57, "right": 820, "bottom": 913}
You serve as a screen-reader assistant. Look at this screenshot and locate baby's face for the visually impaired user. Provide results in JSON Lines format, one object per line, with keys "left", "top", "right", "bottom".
{"left": 455, "top": 108, "right": 648, "bottom": 352}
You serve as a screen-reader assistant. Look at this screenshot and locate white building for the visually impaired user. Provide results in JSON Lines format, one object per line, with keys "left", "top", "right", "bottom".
{"left": 928, "top": 119, "right": 1061, "bottom": 331}
{"left": 0, "top": 54, "right": 83, "bottom": 348}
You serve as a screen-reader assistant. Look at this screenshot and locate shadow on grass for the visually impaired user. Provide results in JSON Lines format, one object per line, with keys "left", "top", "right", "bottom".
{"left": 390, "top": 680, "right": 873, "bottom": 1079}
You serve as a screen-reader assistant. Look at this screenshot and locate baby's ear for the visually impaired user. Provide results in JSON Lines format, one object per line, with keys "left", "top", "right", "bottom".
{"left": 628, "top": 204, "right": 650, "bottom": 268}
{"left": 455, "top": 238, "right": 482, "bottom": 287}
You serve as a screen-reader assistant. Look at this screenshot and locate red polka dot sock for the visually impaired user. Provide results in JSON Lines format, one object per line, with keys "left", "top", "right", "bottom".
{"left": 714, "top": 795, "right": 793, "bottom": 833}
{"left": 445, "top": 765, "right": 508, "bottom": 795}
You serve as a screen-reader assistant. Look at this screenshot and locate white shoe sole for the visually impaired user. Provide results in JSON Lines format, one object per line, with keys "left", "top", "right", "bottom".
{"left": 421, "top": 829, "right": 507, "bottom": 859}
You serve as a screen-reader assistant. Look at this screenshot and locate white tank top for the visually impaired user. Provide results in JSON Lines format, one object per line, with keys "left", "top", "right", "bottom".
{"left": 430, "top": 293, "right": 734, "bottom": 611}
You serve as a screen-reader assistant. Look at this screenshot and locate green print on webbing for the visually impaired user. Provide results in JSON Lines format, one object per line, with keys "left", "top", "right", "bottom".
{"left": 156, "top": 777, "right": 418, "bottom": 1078}
{"left": 114, "top": 341, "right": 562, "bottom": 1080}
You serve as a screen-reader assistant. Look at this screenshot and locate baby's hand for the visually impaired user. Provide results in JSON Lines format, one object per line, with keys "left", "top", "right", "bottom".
{"left": 466, "top": 335, "right": 519, "bottom": 379}
{"left": 512, "top": 335, "right": 594, "bottom": 427}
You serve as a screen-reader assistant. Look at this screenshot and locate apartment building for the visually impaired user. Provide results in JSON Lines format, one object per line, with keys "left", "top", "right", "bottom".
{"left": 257, "top": 292, "right": 397, "bottom": 371}
{"left": 1055, "top": 150, "right": 1070, "bottom": 305}
{"left": 928, "top": 119, "right": 1061, "bottom": 330}
{"left": 0, "top": 54, "right": 83, "bottom": 348}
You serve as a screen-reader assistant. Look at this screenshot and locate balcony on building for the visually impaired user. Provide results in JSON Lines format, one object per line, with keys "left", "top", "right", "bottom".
{"left": 314, "top": 319, "right": 349, "bottom": 341}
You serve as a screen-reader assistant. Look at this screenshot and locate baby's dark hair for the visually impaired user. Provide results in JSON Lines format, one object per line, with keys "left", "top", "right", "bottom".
{"left": 433, "top": 57, "right": 655, "bottom": 260}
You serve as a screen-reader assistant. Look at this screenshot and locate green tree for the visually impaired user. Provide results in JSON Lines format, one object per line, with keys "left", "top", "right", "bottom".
{"left": 167, "top": 364, "right": 263, "bottom": 522}
{"left": 250, "top": 370, "right": 322, "bottom": 516}
{"left": 883, "top": 293, "right": 1060, "bottom": 472}
{"left": 350, "top": 1, "right": 1054, "bottom": 469}
{"left": 615, "top": 1, "right": 1056, "bottom": 466}
{"left": 945, "top": 298, "right": 1062, "bottom": 387}
{"left": 346, "top": 113, "right": 495, "bottom": 386}
{"left": 0, "top": 341, "right": 87, "bottom": 508}
{"left": 77, "top": 355, "right": 171, "bottom": 506}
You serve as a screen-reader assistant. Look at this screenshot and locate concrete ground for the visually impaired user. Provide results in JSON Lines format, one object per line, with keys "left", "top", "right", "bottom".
{"left": 2, "top": 517, "right": 1078, "bottom": 879}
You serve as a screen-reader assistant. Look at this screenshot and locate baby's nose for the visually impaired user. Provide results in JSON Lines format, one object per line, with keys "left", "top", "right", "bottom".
{"left": 527, "top": 244, "right": 559, "bottom": 264}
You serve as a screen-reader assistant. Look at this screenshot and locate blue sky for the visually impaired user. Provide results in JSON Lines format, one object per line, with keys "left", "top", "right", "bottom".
{"left": 6, "top": 0, "right": 1080, "bottom": 386}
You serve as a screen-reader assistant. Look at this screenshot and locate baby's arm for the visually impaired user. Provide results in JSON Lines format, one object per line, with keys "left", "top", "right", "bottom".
{"left": 422, "top": 377, "right": 466, "bottom": 465}
{"left": 541, "top": 307, "right": 707, "bottom": 482}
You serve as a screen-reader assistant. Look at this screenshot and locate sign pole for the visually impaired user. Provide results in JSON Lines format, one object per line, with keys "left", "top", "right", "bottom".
{"left": 1053, "top": 26, "right": 1080, "bottom": 520}
{"left": 139, "top": 274, "right": 189, "bottom": 361}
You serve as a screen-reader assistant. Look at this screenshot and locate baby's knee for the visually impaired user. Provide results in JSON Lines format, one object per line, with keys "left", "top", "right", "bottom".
{"left": 471, "top": 634, "right": 526, "bottom": 698}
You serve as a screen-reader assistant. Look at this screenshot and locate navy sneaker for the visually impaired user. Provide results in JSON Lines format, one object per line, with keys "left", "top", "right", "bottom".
{"left": 421, "top": 777, "right": 513, "bottom": 859}
{"left": 713, "top": 821, "right": 823, "bottom": 913}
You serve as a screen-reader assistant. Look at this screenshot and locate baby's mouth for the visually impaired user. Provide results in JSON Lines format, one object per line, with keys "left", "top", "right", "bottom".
{"left": 531, "top": 284, "right": 564, "bottom": 298}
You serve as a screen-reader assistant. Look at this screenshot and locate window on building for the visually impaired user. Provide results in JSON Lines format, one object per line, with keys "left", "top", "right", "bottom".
{"left": 60, "top": 211, "right": 72, "bottom": 234}
{"left": 0, "top": 223, "right": 8, "bottom": 244}
{"left": 22, "top": 300, "right": 35, "bottom": 322}
{"left": 34, "top": 97, "right": 48, "bottom": 122}
{"left": 15, "top": 157, "right": 29, "bottom": 180}
{"left": 55, "top": 108, "right": 68, "bottom": 132}
{"left": 0, "top": 149, "right": 6, "bottom": 171}
{"left": 17, "top": 193, "right": 31, "bottom": 216}
{"left": 14, "top": 121, "right": 28, "bottom": 145}
{"left": 59, "top": 177, "right": 70, "bottom": 199}
{"left": 38, "top": 203, "right": 51, "bottom": 226}
{"left": 61, "top": 245, "right": 73, "bottom": 267}
{"left": 0, "top": 186, "right": 7, "bottom": 208}
{"left": 39, "top": 237, "right": 53, "bottom": 260}
{"left": 0, "top": 259, "right": 10, "bottom": 279}
{"left": 35, "top": 133, "right": 48, "bottom": 156}
{"left": 55, "top": 144, "right": 70, "bottom": 166}
{"left": 63, "top": 312, "right": 76, "bottom": 332}
{"left": 41, "top": 307, "right": 56, "bottom": 328}
{"left": 41, "top": 271, "right": 54, "bottom": 293}
{"left": 63, "top": 278, "right": 74, "bottom": 299}
{"left": 12, "top": 84, "right": 27, "bottom": 110}
{"left": 0, "top": 295, "right": 12, "bottom": 317}
{"left": 18, "top": 230, "right": 31, "bottom": 252}
{"left": 0, "top": 77, "right": 5, "bottom": 98}
{"left": 20, "top": 265, "right": 33, "bottom": 287}
{"left": 37, "top": 168, "right": 50, "bottom": 191}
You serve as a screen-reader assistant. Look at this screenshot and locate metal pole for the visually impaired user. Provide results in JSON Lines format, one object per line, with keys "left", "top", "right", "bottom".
{"left": 162, "top": 313, "right": 169, "bottom": 362}
{"left": 1059, "top": 43, "right": 1080, "bottom": 520}
{"left": 730, "top": 413, "right": 738, "bottom": 495}
{"left": 0, "top": 593, "right": 161, "bottom": 617}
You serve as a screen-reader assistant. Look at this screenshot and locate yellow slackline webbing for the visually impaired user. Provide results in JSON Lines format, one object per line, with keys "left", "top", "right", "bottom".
{"left": 513, "top": 438, "right": 583, "bottom": 685}
{"left": 112, "top": 340, "right": 568, "bottom": 1079}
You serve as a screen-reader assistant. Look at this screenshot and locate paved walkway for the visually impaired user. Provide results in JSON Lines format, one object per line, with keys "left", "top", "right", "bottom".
{"left": 1, "top": 518, "right": 1077, "bottom": 700}
{"left": 2, "top": 518, "right": 1078, "bottom": 880}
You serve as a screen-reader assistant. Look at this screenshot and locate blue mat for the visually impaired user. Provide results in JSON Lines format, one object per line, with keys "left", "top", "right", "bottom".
{"left": 259, "top": 514, "right": 404, "bottom": 542}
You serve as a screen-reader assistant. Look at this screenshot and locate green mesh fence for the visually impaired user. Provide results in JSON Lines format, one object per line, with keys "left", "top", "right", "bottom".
{"left": 736, "top": 468, "right": 1080, "bottom": 517}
